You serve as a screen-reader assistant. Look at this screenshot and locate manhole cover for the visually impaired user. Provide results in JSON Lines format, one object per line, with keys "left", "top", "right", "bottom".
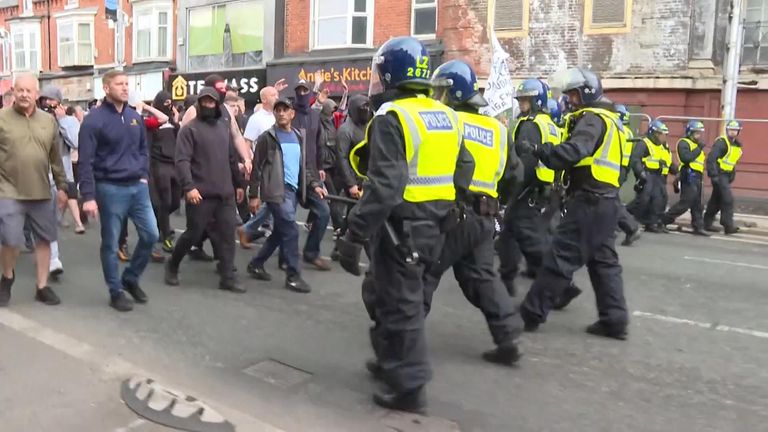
{"left": 243, "top": 359, "right": 312, "bottom": 388}
{"left": 121, "top": 376, "right": 235, "bottom": 432}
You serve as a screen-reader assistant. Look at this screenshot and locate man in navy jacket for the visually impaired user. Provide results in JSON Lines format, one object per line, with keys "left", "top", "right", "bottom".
{"left": 78, "top": 70, "right": 159, "bottom": 312}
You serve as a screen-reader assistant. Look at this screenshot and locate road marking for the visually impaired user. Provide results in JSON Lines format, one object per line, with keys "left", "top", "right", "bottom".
{"left": 0, "top": 309, "right": 285, "bottom": 432}
{"left": 633, "top": 311, "right": 768, "bottom": 339}
{"left": 668, "top": 230, "right": 768, "bottom": 246}
{"left": 682, "top": 256, "right": 768, "bottom": 270}
{"left": 113, "top": 418, "right": 146, "bottom": 432}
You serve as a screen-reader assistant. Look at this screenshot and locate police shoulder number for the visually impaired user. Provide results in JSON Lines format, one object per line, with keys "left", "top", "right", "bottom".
{"left": 407, "top": 56, "right": 430, "bottom": 79}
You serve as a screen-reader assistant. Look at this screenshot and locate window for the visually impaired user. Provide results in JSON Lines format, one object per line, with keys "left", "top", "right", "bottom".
{"left": 187, "top": 0, "right": 265, "bottom": 70}
{"left": 10, "top": 22, "right": 40, "bottom": 72}
{"left": 0, "top": 38, "right": 10, "bottom": 74}
{"left": 743, "top": 0, "right": 768, "bottom": 65}
{"left": 488, "top": 0, "right": 528, "bottom": 37}
{"left": 133, "top": 1, "right": 173, "bottom": 61}
{"left": 57, "top": 18, "right": 93, "bottom": 66}
{"left": 311, "top": 0, "right": 373, "bottom": 49}
{"left": 584, "top": 0, "right": 632, "bottom": 34}
{"left": 412, "top": 0, "right": 436, "bottom": 37}
{"left": 21, "top": 0, "right": 32, "bottom": 16}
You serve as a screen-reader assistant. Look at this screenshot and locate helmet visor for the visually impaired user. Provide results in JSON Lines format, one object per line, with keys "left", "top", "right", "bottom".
{"left": 368, "top": 55, "right": 385, "bottom": 98}
{"left": 431, "top": 78, "right": 452, "bottom": 105}
{"left": 547, "top": 69, "right": 587, "bottom": 93}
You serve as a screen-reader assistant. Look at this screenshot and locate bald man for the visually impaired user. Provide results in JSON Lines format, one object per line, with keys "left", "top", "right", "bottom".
{"left": 0, "top": 73, "right": 68, "bottom": 307}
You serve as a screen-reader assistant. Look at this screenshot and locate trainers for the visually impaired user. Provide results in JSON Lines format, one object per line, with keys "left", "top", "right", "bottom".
{"left": 219, "top": 280, "right": 246, "bottom": 294}
{"left": 189, "top": 247, "right": 214, "bottom": 262}
{"left": 35, "top": 286, "right": 61, "bottom": 306}
{"left": 162, "top": 236, "right": 175, "bottom": 253}
{"left": 122, "top": 279, "right": 148, "bottom": 304}
{"left": 247, "top": 263, "right": 272, "bottom": 281}
{"left": 285, "top": 274, "right": 311, "bottom": 293}
{"left": 49, "top": 259, "right": 64, "bottom": 281}
{"left": 117, "top": 244, "right": 131, "bottom": 262}
{"left": 0, "top": 273, "right": 14, "bottom": 306}
{"left": 151, "top": 249, "right": 166, "bottom": 263}
{"left": 164, "top": 262, "right": 180, "bottom": 286}
{"left": 304, "top": 257, "right": 331, "bottom": 271}
{"left": 110, "top": 292, "right": 134, "bottom": 312}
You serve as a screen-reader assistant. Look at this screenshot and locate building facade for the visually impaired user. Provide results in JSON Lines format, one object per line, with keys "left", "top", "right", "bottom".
{"left": 0, "top": 0, "right": 177, "bottom": 103}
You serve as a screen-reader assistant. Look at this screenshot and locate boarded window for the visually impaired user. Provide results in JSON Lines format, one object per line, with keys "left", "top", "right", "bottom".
{"left": 591, "top": 0, "right": 627, "bottom": 26}
{"left": 494, "top": 0, "right": 524, "bottom": 31}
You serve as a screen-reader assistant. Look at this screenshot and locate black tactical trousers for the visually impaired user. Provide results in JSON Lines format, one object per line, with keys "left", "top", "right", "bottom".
{"left": 664, "top": 171, "right": 704, "bottom": 229}
{"left": 497, "top": 197, "right": 547, "bottom": 286}
{"left": 521, "top": 192, "right": 628, "bottom": 331}
{"left": 629, "top": 172, "right": 667, "bottom": 226}
{"left": 704, "top": 174, "right": 736, "bottom": 229}
{"left": 423, "top": 210, "right": 522, "bottom": 347}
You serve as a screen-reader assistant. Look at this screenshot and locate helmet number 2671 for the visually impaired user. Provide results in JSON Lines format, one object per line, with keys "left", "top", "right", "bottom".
{"left": 407, "top": 56, "right": 431, "bottom": 79}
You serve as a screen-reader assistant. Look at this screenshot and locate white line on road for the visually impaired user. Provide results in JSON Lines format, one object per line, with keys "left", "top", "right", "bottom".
{"left": 0, "top": 310, "right": 285, "bottom": 432}
{"left": 682, "top": 256, "right": 768, "bottom": 270}
{"left": 113, "top": 418, "right": 146, "bottom": 432}
{"left": 633, "top": 311, "right": 768, "bottom": 339}
{"left": 668, "top": 230, "right": 768, "bottom": 246}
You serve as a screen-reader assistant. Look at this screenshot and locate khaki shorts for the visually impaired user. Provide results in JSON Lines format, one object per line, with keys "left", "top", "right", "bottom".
{"left": 0, "top": 198, "right": 57, "bottom": 247}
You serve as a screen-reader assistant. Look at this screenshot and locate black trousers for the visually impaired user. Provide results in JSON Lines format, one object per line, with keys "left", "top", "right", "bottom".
{"left": 497, "top": 197, "right": 547, "bottom": 285}
{"left": 365, "top": 219, "right": 444, "bottom": 393}
{"left": 423, "top": 210, "right": 522, "bottom": 346}
{"left": 323, "top": 168, "right": 347, "bottom": 232}
{"left": 628, "top": 172, "right": 667, "bottom": 226}
{"left": 170, "top": 197, "right": 237, "bottom": 282}
{"left": 521, "top": 192, "right": 627, "bottom": 330}
{"left": 664, "top": 171, "right": 704, "bottom": 229}
{"left": 149, "top": 160, "right": 181, "bottom": 240}
{"left": 617, "top": 205, "right": 639, "bottom": 235}
{"left": 704, "top": 175, "right": 736, "bottom": 229}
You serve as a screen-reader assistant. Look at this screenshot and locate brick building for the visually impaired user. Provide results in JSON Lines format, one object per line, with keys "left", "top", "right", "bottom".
{"left": 275, "top": 0, "right": 768, "bottom": 198}
{"left": 0, "top": 0, "right": 176, "bottom": 103}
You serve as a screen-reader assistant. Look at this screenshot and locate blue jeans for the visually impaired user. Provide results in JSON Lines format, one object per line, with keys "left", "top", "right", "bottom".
{"left": 243, "top": 205, "right": 273, "bottom": 236}
{"left": 251, "top": 187, "right": 300, "bottom": 276}
{"left": 303, "top": 192, "right": 330, "bottom": 261}
{"left": 96, "top": 181, "right": 159, "bottom": 297}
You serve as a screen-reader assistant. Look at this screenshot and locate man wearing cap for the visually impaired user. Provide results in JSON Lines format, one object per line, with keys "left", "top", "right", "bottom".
{"left": 247, "top": 97, "right": 326, "bottom": 293}
{"left": 704, "top": 121, "right": 744, "bottom": 234}
{"left": 0, "top": 73, "right": 68, "bottom": 307}
{"left": 291, "top": 78, "right": 332, "bottom": 271}
{"left": 164, "top": 87, "right": 245, "bottom": 292}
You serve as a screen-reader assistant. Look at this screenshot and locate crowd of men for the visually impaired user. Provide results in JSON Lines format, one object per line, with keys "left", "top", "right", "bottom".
{"left": 0, "top": 35, "right": 746, "bottom": 415}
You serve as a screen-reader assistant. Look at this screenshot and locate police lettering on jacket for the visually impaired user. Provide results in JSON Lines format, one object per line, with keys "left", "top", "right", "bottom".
{"left": 419, "top": 111, "right": 453, "bottom": 131}
{"left": 463, "top": 124, "right": 494, "bottom": 148}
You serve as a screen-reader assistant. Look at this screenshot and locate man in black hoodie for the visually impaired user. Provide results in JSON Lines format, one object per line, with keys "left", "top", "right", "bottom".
{"left": 164, "top": 87, "right": 245, "bottom": 293}
{"left": 336, "top": 95, "right": 370, "bottom": 199}
{"left": 147, "top": 90, "right": 181, "bottom": 252}
{"left": 292, "top": 80, "right": 331, "bottom": 271}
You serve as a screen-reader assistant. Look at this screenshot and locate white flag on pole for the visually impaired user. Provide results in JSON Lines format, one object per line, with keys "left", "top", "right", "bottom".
{"left": 480, "top": 31, "right": 517, "bottom": 118}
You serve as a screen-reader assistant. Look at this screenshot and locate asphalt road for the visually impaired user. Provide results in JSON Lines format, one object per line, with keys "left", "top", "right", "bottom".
{"left": 1, "top": 213, "right": 767, "bottom": 432}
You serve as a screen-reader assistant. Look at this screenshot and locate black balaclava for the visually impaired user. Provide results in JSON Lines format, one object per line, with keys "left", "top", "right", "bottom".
{"left": 347, "top": 95, "right": 371, "bottom": 126}
{"left": 294, "top": 87, "right": 311, "bottom": 114}
{"left": 153, "top": 90, "right": 173, "bottom": 117}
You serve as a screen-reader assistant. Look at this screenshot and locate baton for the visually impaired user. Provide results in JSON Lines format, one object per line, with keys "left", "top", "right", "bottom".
{"left": 324, "top": 194, "right": 418, "bottom": 264}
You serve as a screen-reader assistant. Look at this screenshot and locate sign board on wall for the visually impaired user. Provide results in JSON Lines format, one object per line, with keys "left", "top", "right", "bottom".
{"left": 267, "top": 59, "right": 376, "bottom": 97}
{"left": 169, "top": 68, "right": 267, "bottom": 105}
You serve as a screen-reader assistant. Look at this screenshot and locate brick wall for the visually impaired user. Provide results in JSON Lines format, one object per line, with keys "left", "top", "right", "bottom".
{"left": 459, "top": 0, "right": 692, "bottom": 78}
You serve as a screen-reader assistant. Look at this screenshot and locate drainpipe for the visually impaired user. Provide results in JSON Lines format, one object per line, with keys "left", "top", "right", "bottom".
{"left": 46, "top": 0, "right": 52, "bottom": 71}
{"left": 721, "top": 0, "right": 745, "bottom": 120}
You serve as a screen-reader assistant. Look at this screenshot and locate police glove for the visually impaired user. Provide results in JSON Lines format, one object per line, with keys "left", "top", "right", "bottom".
{"left": 673, "top": 177, "right": 681, "bottom": 194}
{"left": 517, "top": 140, "right": 536, "bottom": 155}
{"left": 633, "top": 180, "right": 644, "bottom": 193}
{"left": 336, "top": 233, "right": 364, "bottom": 276}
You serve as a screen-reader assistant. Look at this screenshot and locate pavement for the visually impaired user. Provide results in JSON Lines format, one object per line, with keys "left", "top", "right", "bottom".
{"left": 1, "top": 212, "right": 767, "bottom": 432}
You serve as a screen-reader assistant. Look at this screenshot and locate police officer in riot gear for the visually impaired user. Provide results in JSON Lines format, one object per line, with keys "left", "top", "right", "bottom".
{"left": 519, "top": 67, "right": 629, "bottom": 340}
{"left": 662, "top": 120, "right": 710, "bottom": 235}
{"left": 615, "top": 104, "right": 641, "bottom": 245}
{"left": 704, "top": 120, "right": 744, "bottom": 234}
{"left": 424, "top": 59, "right": 523, "bottom": 366}
{"left": 628, "top": 120, "right": 676, "bottom": 233}
{"left": 335, "top": 36, "right": 474, "bottom": 413}
{"left": 497, "top": 79, "right": 560, "bottom": 296}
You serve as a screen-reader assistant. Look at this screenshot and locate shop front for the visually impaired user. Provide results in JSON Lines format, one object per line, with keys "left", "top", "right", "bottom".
{"left": 168, "top": 68, "right": 267, "bottom": 110}
{"left": 39, "top": 72, "right": 95, "bottom": 104}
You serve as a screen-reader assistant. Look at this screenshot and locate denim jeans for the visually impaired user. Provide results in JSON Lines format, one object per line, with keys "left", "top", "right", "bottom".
{"left": 95, "top": 181, "right": 159, "bottom": 297}
{"left": 303, "top": 192, "right": 330, "bottom": 261}
{"left": 251, "top": 186, "right": 300, "bottom": 276}
{"left": 243, "top": 205, "right": 273, "bottom": 237}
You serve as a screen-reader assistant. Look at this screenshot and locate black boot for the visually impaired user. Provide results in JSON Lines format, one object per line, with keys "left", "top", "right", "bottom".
{"left": 724, "top": 226, "right": 740, "bottom": 235}
{"left": 691, "top": 227, "right": 711, "bottom": 237}
{"left": 644, "top": 224, "right": 662, "bottom": 233}
{"left": 482, "top": 342, "right": 522, "bottom": 366}
{"left": 164, "top": 262, "right": 179, "bottom": 286}
{"left": 621, "top": 228, "right": 641, "bottom": 246}
{"left": 365, "top": 358, "right": 384, "bottom": 380}
{"left": 553, "top": 283, "right": 583, "bottom": 310}
{"left": 373, "top": 385, "right": 427, "bottom": 414}
{"left": 586, "top": 321, "right": 627, "bottom": 340}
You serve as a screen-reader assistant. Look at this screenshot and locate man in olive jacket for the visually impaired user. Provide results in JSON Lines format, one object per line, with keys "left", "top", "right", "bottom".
{"left": 247, "top": 98, "right": 326, "bottom": 293}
